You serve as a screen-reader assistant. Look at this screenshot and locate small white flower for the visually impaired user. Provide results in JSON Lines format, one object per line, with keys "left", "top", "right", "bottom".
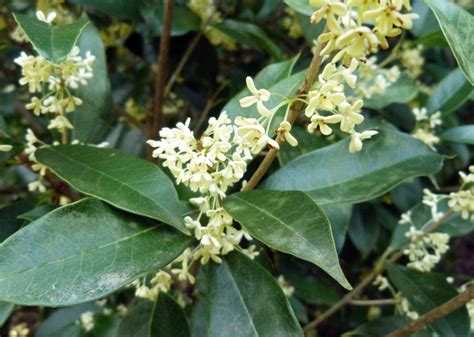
{"left": 0, "top": 144, "right": 13, "bottom": 152}
{"left": 239, "top": 76, "right": 272, "bottom": 117}
{"left": 349, "top": 130, "right": 378, "bottom": 153}
{"left": 36, "top": 11, "right": 57, "bottom": 24}
{"left": 80, "top": 311, "right": 94, "bottom": 332}
{"left": 278, "top": 121, "right": 298, "bottom": 146}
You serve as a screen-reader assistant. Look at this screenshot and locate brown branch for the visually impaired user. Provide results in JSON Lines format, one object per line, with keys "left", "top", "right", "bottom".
{"left": 386, "top": 285, "right": 474, "bottom": 337}
{"left": 303, "top": 210, "right": 455, "bottom": 332}
{"left": 146, "top": 0, "right": 175, "bottom": 160}
{"left": 241, "top": 37, "right": 327, "bottom": 191}
{"left": 350, "top": 298, "right": 399, "bottom": 306}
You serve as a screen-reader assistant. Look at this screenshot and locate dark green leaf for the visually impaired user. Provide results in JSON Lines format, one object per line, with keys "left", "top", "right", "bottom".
{"left": 424, "top": 0, "right": 474, "bottom": 85}
{"left": 285, "top": 274, "right": 339, "bottom": 306}
{"left": 284, "top": 0, "right": 314, "bottom": 15}
{"left": 348, "top": 205, "right": 379, "bottom": 258}
{"left": 441, "top": 125, "right": 474, "bottom": 144}
{"left": 320, "top": 203, "right": 352, "bottom": 251}
{"left": 262, "top": 127, "right": 443, "bottom": 205}
{"left": 36, "top": 145, "right": 187, "bottom": 233}
{"left": 427, "top": 68, "right": 472, "bottom": 114}
{"left": 387, "top": 264, "right": 470, "bottom": 337}
{"left": 116, "top": 301, "right": 154, "bottom": 337}
{"left": 0, "top": 199, "right": 33, "bottom": 242}
{"left": 343, "top": 315, "right": 431, "bottom": 337}
{"left": 207, "top": 251, "right": 303, "bottom": 337}
{"left": 140, "top": 3, "right": 201, "bottom": 37}
{"left": 411, "top": 0, "right": 440, "bottom": 37}
{"left": 71, "top": 0, "right": 141, "bottom": 19}
{"left": 13, "top": 13, "right": 89, "bottom": 64}
{"left": 93, "top": 314, "right": 121, "bottom": 337}
{"left": 215, "top": 20, "right": 283, "bottom": 60}
{"left": 150, "top": 293, "right": 190, "bottom": 337}
{"left": 71, "top": 21, "right": 112, "bottom": 143}
{"left": 0, "top": 301, "right": 14, "bottom": 327}
{"left": 364, "top": 74, "right": 419, "bottom": 110}
{"left": 36, "top": 303, "right": 99, "bottom": 337}
{"left": 224, "top": 190, "right": 351, "bottom": 289}
{"left": 18, "top": 204, "right": 55, "bottom": 222}
{"left": 0, "top": 198, "right": 190, "bottom": 306}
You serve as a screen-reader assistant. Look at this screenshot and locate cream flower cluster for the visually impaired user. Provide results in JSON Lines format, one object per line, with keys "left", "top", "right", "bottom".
{"left": 411, "top": 107, "right": 442, "bottom": 149}
{"left": 8, "top": 323, "right": 29, "bottom": 337}
{"left": 188, "top": 0, "right": 236, "bottom": 50}
{"left": 353, "top": 56, "right": 401, "bottom": 99}
{"left": 278, "top": 275, "right": 295, "bottom": 298}
{"left": 448, "top": 166, "right": 474, "bottom": 220}
{"left": 401, "top": 43, "right": 424, "bottom": 79}
{"left": 310, "top": 0, "right": 419, "bottom": 64}
{"left": 132, "top": 270, "right": 173, "bottom": 301}
{"left": 403, "top": 226, "right": 450, "bottom": 272}
{"left": 148, "top": 83, "right": 284, "bottom": 264}
{"left": 282, "top": 8, "right": 304, "bottom": 39}
{"left": 373, "top": 275, "right": 419, "bottom": 320}
{"left": 14, "top": 46, "right": 95, "bottom": 134}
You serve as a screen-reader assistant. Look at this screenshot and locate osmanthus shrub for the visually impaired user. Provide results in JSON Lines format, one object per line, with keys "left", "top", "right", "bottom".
{"left": 0, "top": 0, "right": 473, "bottom": 336}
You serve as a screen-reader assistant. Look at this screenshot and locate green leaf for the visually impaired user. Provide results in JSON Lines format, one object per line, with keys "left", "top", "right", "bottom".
{"left": 390, "top": 200, "right": 474, "bottom": 249}
{"left": 224, "top": 190, "right": 351, "bottom": 289}
{"left": 93, "top": 314, "right": 121, "bottom": 337}
{"left": 215, "top": 20, "right": 283, "bottom": 60}
{"left": 424, "top": 0, "right": 474, "bottom": 85}
{"left": 18, "top": 204, "right": 55, "bottom": 222}
{"left": 0, "top": 198, "right": 190, "bottom": 306}
{"left": 364, "top": 74, "right": 419, "bottom": 110}
{"left": 140, "top": 3, "right": 201, "bottom": 37}
{"left": 71, "top": 0, "right": 141, "bottom": 19}
{"left": 427, "top": 68, "right": 472, "bottom": 114}
{"left": 441, "top": 125, "right": 474, "bottom": 144}
{"left": 285, "top": 274, "right": 339, "bottom": 306}
{"left": 116, "top": 301, "right": 154, "bottom": 337}
{"left": 0, "top": 199, "right": 33, "bottom": 242}
{"left": 36, "top": 145, "right": 187, "bottom": 233}
{"left": 223, "top": 56, "right": 299, "bottom": 122}
{"left": 348, "top": 205, "right": 379, "bottom": 258}
{"left": 150, "top": 293, "right": 191, "bottom": 337}
{"left": 262, "top": 127, "right": 443, "bottom": 205}
{"left": 36, "top": 303, "right": 100, "bottom": 337}
{"left": 411, "top": 0, "right": 440, "bottom": 37}
{"left": 320, "top": 203, "right": 352, "bottom": 251}
{"left": 12, "top": 13, "right": 89, "bottom": 64}
{"left": 0, "top": 301, "right": 14, "bottom": 327}
{"left": 71, "top": 21, "right": 112, "bottom": 143}
{"left": 284, "top": 0, "right": 314, "bottom": 15}
{"left": 207, "top": 251, "right": 303, "bottom": 337}
{"left": 343, "top": 315, "right": 431, "bottom": 337}
{"left": 387, "top": 264, "right": 470, "bottom": 337}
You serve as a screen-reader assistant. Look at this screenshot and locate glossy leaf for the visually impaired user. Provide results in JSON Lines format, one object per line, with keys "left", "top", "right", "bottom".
{"left": 224, "top": 190, "right": 351, "bottom": 289}
{"left": 36, "top": 145, "right": 187, "bottom": 233}
{"left": 387, "top": 264, "right": 470, "bottom": 337}
{"left": 0, "top": 198, "right": 190, "bottom": 306}
{"left": 320, "top": 203, "right": 352, "bottom": 251}
{"left": 343, "top": 315, "right": 431, "bottom": 336}
{"left": 215, "top": 20, "right": 283, "bottom": 60}
{"left": 348, "top": 205, "right": 379, "bottom": 258}
{"left": 427, "top": 68, "right": 472, "bottom": 114}
{"left": 285, "top": 274, "right": 339, "bottom": 306}
{"left": 12, "top": 13, "right": 89, "bottom": 64}
{"left": 207, "top": 251, "right": 303, "bottom": 337}
{"left": 223, "top": 56, "right": 299, "bottom": 121}
{"left": 140, "top": 3, "right": 201, "bottom": 37}
{"left": 116, "top": 301, "right": 154, "bottom": 337}
{"left": 70, "top": 21, "right": 112, "bottom": 143}
{"left": 284, "top": 0, "right": 314, "bottom": 15}
{"left": 441, "top": 125, "right": 474, "bottom": 144}
{"left": 390, "top": 200, "right": 474, "bottom": 249}
{"left": 425, "top": 0, "right": 474, "bottom": 85}
{"left": 150, "top": 293, "right": 191, "bottom": 337}
{"left": 0, "top": 199, "right": 33, "bottom": 242}
{"left": 71, "top": 0, "right": 141, "bottom": 19}
{"left": 364, "top": 74, "right": 419, "bottom": 109}
{"left": 0, "top": 301, "right": 14, "bottom": 327}
{"left": 262, "top": 127, "right": 443, "bottom": 205}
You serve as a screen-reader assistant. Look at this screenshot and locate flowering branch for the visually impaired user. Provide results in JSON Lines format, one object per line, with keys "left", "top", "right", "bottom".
{"left": 241, "top": 38, "right": 327, "bottom": 191}
{"left": 303, "top": 210, "right": 454, "bottom": 332}
{"left": 387, "top": 285, "right": 474, "bottom": 337}
{"left": 147, "top": 0, "right": 175, "bottom": 160}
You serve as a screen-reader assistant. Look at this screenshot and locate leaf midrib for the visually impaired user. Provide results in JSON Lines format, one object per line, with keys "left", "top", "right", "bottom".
{"left": 0, "top": 226, "right": 158, "bottom": 281}
{"left": 40, "top": 147, "right": 180, "bottom": 227}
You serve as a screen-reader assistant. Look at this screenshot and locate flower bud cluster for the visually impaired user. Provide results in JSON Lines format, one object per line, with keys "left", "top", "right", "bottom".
{"left": 14, "top": 46, "right": 95, "bottom": 134}
{"left": 448, "top": 166, "right": 474, "bottom": 220}
{"left": 401, "top": 43, "right": 425, "bottom": 79}
{"left": 132, "top": 271, "right": 173, "bottom": 301}
{"left": 411, "top": 107, "right": 442, "bottom": 149}
{"left": 353, "top": 56, "right": 401, "bottom": 99}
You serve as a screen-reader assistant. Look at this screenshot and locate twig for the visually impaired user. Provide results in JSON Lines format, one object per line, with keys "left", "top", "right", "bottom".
{"left": 350, "top": 298, "right": 399, "bottom": 306}
{"left": 386, "top": 285, "right": 474, "bottom": 337}
{"left": 194, "top": 81, "right": 228, "bottom": 132}
{"left": 146, "top": 0, "right": 175, "bottom": 160}
{"left": 303, "top": 211, "right": 455, "bottom": 331}
{"left": 241, "top": 36, "right": 327, "bottom": 192}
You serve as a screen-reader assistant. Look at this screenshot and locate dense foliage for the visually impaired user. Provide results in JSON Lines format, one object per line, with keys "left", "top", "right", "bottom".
{"left": 0, "top": 0, "right": 473, "bottom": 336}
